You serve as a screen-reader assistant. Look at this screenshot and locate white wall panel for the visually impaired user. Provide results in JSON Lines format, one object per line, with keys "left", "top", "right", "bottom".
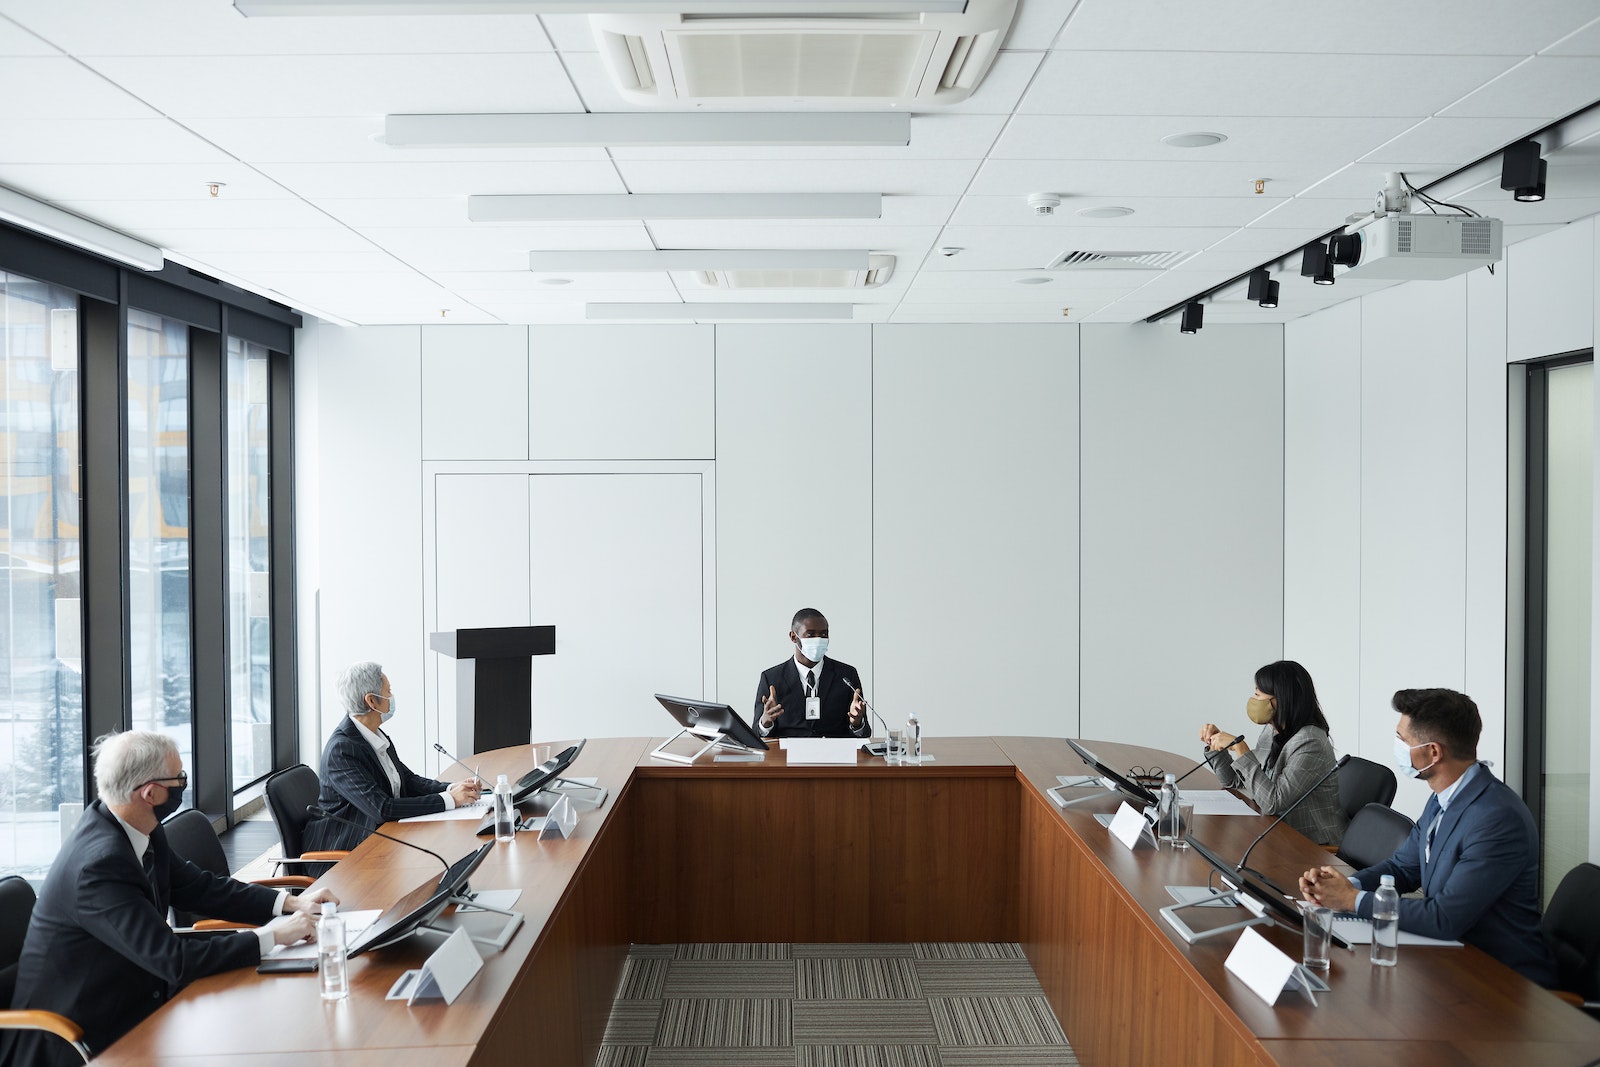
{"left": 421, "top": 325, "right": 528, "bottom": 460}
{"left": 1507, "top": 217, "right": 1594, "bottom": 362}
{"left": 529, "top": 325, "right": 714, "bottom": 460}
{"left": 312, "top": 325, "right": 426, "bottom": 761}
{"left": 1466, "top": 265, "right": 1510, "bottom": 772}
{"left": 1080, "top": 323, "right": 1284, "bottom": 757}
{"left": 1283, "top": 301, "right": 1363, "bottom": 757}
{"left": 872, "top": 324, "right": 1079, "bottom": 736}
{"left": 1360, "top": 279, "right": 1469, "bottom": 819}
{"left": 715, "top": 324, "right": 872, "bottom": 711}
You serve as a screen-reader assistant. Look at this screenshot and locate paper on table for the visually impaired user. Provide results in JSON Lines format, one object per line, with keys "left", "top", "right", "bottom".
{"left": 1183, "top": 790, "right": 1259, "bottom": 816}
{"left": 1331, "top": 917, "right": 1463, "bottom": 947}
{"left": 267, "top": 908, "right": 382, "bottom": 960}
{"left": 400, "top": 803, "right": 486, "bottom": 823}
{"left": 780, "top": 738, "right": 861, "bottom": 764}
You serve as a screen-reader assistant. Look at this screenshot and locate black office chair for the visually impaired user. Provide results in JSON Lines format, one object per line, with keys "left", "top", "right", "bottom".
{"left": 263, "top": 764, "right": 349, "bottom": 874}
{"left": 1335, "top": 803, "right": 1414, "bottom": 870}
{"left": 1337, "top": 756, "right": 1397, "bottom": 822}
{"left": 1542, "top": 861, "right": 1600, "bottom": 1013}
{"left": 0, "top": 876, "right": 91, "bottom": 1063}
{"left": 161, "top": 808, "right": 314, "bottom": 928}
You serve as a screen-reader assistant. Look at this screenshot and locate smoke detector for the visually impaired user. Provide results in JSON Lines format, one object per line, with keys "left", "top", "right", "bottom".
{"left": 1027, "top": 192, "right": 1061, "bottom": 217}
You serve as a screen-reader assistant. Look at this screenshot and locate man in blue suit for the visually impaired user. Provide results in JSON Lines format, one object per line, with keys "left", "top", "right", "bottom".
{"left": 1299, "top": 688, "right": 1556, "bottom": 986}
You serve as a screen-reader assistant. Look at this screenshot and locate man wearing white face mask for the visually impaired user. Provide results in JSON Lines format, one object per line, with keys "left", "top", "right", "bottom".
{"left": 1299, "top": 688, "right": 1556, "bottom": 987}
{"left": 752, "top": 609, "right": 870, "bottom": 739}
{"left": 302, "top": 661, "right": 482, "bottom": 856}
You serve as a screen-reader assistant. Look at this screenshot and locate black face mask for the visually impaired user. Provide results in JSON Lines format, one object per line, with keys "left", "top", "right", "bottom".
{"left": 152, "top": 785, "right": 184, "bottom": 822}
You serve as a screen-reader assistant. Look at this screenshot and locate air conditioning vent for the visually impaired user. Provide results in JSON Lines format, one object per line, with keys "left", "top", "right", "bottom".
{"left": 1049, "top": 250, "right": 1194, "bottom": 271}
{"left": 696, "top": 255, "right": 893, "bottom": 289}
{"left": 591, "top": 1, "right": 1016, "bottom": 107}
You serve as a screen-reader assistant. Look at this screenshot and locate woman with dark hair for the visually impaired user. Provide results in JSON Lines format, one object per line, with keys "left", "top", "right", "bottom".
{"left": 1199, "top": 660, "right": 1348, "bottom": 847}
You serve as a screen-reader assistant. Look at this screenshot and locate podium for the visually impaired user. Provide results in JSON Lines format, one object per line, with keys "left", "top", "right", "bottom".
{"left": 429, "top": 625, "right": 555, "bottom": 756}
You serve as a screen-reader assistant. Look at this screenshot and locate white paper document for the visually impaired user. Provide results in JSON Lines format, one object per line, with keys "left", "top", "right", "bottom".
{"left": 1183, "top": 790, "right": 1260, "bottom": 816}
{"left": 400, "top": 804, "right": 486, "bottom": 823}
{"left": 1331, "top": 916, "right": 1462, "bottom": 947}
{"left": 780, "top": 738, "right": 861, "bottom": 764}
{"left": 267, "top": 908, "right": 382, "bottom": 960}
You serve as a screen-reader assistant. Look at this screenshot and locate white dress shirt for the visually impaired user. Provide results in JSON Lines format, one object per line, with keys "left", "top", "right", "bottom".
{"left": 351, "top": 714, "right": 454, "bottom": 809}
{"left": 759, "top": 655, "right": 825, "bottom": 735}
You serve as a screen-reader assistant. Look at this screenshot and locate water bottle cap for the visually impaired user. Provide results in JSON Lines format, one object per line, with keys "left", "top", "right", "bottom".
{"left": 1379, "top": 874, "right": 1395, "bottom": 887}
{"left": 496, "top": 773, "right": 510, "bottom": 787}
{"left": 322, "top": 902, "right": 337, "bottom": 917}
{"left": 1163, "top": 772, "right": 1176, "bottom": 783}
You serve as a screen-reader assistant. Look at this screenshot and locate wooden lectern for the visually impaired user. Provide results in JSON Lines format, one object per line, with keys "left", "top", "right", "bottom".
{"left": 429, "top": 625, "right": 555, "bottom": 757}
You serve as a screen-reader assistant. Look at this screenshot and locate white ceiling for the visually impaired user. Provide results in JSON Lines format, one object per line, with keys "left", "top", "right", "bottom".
{"left": 0, "top": 0, "right": 1598, "bottom": 326}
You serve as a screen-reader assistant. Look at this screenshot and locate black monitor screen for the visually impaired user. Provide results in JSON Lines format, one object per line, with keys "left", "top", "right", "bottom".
{"left": 654, "top": 694, "right": 768, "bottom": 752}
{"left": 1183, "top": 833, "right": 1305, "bottom": 930}
{"left": 511, "top": 739, "right": 587, "bottom": 804}
{"left": 1065, "top": 738, "right": 1160, "bottom": 807}
{"left": 347, "top": 841, "right": 494, "bottom": 957}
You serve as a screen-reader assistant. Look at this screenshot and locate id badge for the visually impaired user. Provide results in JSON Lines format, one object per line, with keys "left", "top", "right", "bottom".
{"left": 805, "top": 696, "right": 821, "bottom": 720}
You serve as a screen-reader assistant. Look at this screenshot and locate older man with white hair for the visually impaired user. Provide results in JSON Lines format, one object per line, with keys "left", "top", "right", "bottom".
{"left": 301, "top": 661, "right": 480, "bottom": 856}
{"left": 3, "top": 730, "right": 336, "bottom": 1067}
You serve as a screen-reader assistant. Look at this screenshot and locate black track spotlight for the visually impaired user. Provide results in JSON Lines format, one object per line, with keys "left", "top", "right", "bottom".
{"left": 1501, "top": 140, "right": 1546, "bottom": 201}
{"left": 1300, "top": 242, "right": 1329, "bottom": 280}
{"left": 1179, "top": 301, "right": 1203, "bottom": 334}
{"left": 1329, "top": 232, "right": 1361, "bottom": 266}
{"left": 1258, "top": 279, "right": 1280, "bottom": 309}
{"left": 1246, "top": 269, "right": 1271, "bottom": 302}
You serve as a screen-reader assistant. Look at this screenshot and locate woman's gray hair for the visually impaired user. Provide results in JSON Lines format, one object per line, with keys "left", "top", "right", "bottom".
{"left": 93, "top": 730, "right": 178, "bottom": 805}
{"left": 336, "top": 661, "right": 386, "bottom": 717}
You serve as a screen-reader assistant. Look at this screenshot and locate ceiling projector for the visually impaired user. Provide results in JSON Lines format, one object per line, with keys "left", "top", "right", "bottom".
{"left": 1340, "top": 213, "right": 1503, "bottom": 281}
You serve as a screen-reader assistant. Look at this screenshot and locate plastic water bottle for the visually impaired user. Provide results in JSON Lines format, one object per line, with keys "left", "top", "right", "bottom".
{"left": 317, "top": 902, "right": 348, "bottom": 1001}
{"left": 905, "top": 713, "right": 921, "bottom": 764}
{"left": 1157, "top": 772, "right": 1181, "bottom": 844}
{"left": 1371, "top": 874, "right": 1400, "bottom": 967}
{"left": 493, "top": 773, "right": 516, "bottom": 843}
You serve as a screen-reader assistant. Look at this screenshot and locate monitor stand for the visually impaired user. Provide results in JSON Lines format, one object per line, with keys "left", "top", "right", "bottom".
{"left": 1159, "top": 887, "right": 1272, "bottom": 944}
{"left": 423, "top": 892, "right": 525, "bottom": 954}
{"left": 650, "top": 726, "right": 756, "bottom": 764}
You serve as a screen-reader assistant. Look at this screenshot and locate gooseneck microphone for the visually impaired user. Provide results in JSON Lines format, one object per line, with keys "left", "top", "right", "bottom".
{"left": 843, "top": 675, "right": 890, "bottom": 740}
{"left": 1233, "top": 753, "right": 1351, "bottom": 888}
{"left": 306, "top": 804, "right": 448, "bottom": 876}
{"left": 1172, "top": 734, "right": 1245, "bottom": 787}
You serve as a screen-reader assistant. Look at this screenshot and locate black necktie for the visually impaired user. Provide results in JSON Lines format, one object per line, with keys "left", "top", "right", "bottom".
{"left": 805, "top": 670, "right": 816, "bottom": 697}
{"left": 142, "top": 844, "right": 158, "bottom": 898}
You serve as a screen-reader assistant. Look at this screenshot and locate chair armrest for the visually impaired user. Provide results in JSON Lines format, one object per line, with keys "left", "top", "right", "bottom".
{"left": 249, "top": 875, "right": 315, "bottom": 890}
{"left": 1552, "top": 989, "right": 1584, "bottom": 1007}
{"left": 1321, "top": 845, "right": 1339, "bottom": 853}
{"left": 193, "top": 919, "right": 258, "bottom": 931}
{"left": 0, "top": 1009, "right": 91, "bottom": 1062}
{"left": 271, "top": 850, "right": 349, "bottom": 872}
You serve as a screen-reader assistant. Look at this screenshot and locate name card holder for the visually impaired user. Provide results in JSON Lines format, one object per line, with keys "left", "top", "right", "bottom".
{"left": 1223, "top": 926, "right": 1330, "bottom": 1007}
{"left": 539, "top": 794, "right": 579, "bottom": 840}
{"left": 1107, "top": 801, "right": 1158, "bottom": 851}
{"left": 385, "top": 927, "right": 483, "bottom": 1006}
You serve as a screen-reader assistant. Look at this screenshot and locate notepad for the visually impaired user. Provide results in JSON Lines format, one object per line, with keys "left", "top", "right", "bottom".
{"left": 1331, "top": 916, "right": 1462, "bottom": 947}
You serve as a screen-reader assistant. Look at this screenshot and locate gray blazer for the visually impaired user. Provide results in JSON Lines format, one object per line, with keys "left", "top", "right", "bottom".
{"left": 1206, "top": 725, "right": 1348, "bottom": 847}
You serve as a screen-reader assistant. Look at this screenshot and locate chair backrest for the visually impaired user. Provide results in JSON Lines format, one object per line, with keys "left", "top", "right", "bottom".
{"left": 265, "top": 764, "right": 322, "bottom": 859}
{"left": 1542, "top": 861, "right": 1600, "bottom": 1001}
{"left": 1336, "top": 803, "right": 1415, "bottom": 871}
{"left": 160, "top": 809, "right": 231, "bottom": 929}
{"left": 1337, "top": 756, "right": 1398, "bottom": 821}
{"left": 0, "top": 875, "right": 38, "bottom": 1006}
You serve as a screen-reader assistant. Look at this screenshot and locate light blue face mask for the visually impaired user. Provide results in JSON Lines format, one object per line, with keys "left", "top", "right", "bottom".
{"left": 369, "top": 693, "right": 395, "bottom": 724}
{"left": 1392, "top": 736, "right": 1433, "bottom": 778}
{"left": 799, "top": 637, "right": 828, "bottom": 663}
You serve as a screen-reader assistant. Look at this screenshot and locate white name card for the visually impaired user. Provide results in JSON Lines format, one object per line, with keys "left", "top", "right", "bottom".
{"left": 539, "top": 794, "right": 579, "bottom": 840}
{"left": 1107, "top": 801, "right": 1157, "bottom": 851}
{"left": 385, "top": 927, "right": 483, "bottom": 1006}
{"left": 1224, "top": 926, "right": 1325, "bottom": 1007}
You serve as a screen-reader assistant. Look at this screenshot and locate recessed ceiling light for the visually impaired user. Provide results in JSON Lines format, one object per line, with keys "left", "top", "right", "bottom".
{"left": 1016, "top": 276, "right": 1053, "bottom": 285}
{"left": 540, "top": 277, "right": 574, "bottom": 286}
{"left": 1076, "top": 206, "right": 1134, "bottom": 219}
{"left": 1162, "top": 131, "right": 1227, "bottom": 149}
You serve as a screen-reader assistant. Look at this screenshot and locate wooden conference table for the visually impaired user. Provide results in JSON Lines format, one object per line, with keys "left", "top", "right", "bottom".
{"left": 98, "top": 736, "right": 1600, "bottom": 1067}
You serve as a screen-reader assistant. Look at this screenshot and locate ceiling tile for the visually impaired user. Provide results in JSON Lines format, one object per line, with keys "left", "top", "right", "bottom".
{"left": 0, "top": 16, "right": 57, "bottom": 54}
{"left": 362, "top": 223, "right": 657, "bottom": 272}
{"left": 1001, "top": 0, "right": 1079, "bottom": 50}
{"left": 182, "top": 116, "right": 611, "bottom": 165}
{"left": 932, "top": 224, "right": 1238, "bottom": 270}
{"left": 0, "top": 161, "right": 294, "bottom": 202}
{"left": 175, "top": 249, "right": 409, "bottom": 275}
{"left": 991, "top": 114, "right": 1419, "bottom": 164}
{"left": 968, "top": 158, "right": 1329, "bottom": 199}
{"left": 1358, "top": 116, "right": 1549, "bottom": 165}
{"left": 538, "top": 13, "right": 598, "bottom": 52}
{"left": 1439, "top": 55, "right": 1600, "bottom": 117}
{"left": 613, "top": 159, "right": 980, "bottom": 197}
{"left": 638, "top": 222, "right": 942, "bottom": 256}
{"left": 1020, "top": 50, "right": 1522, "bottom": 117}
{"left": 0, "top": 117, "right": 234, "bottom": 164}
{"left": 949, "top": 194, "right": 1276, "bottom": 228}
{"left": 608, "top": 114, "right": 1007, "bottom": 162}
{"left": 1544, "top": 16, "right": 1600, "bottom": 55}
{"left": 141, "top": 226, "right": 377, "bottom": 254}
{"left": 435, "top": 271, "right": 678, "bottom": 293}
{"left": 0, "top": 56, "right": 157, "bottom": 118}
{"left": 257, "top": 160, "right": 626, "bottom": 200}
{"left": 53, "top": 196, "right": 339, "bottom": 232}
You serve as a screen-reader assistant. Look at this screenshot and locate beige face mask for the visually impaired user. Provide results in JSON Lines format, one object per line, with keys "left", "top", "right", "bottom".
{"left": 1246, "top": 696, "right": 1275, "bottom": 725}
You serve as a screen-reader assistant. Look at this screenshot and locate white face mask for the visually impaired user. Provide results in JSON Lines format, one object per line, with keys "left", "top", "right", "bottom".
{"left": 369, "top": 693, "right": 395, "bottom": 724}
{"left": 1393, "top": 736, "right": 1433, "bottom": 779}
{"left": 798, "top": 637, "right": 828, "bottom": 663}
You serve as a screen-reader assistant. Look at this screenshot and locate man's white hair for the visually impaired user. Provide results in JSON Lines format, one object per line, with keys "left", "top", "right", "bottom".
{"left": 93, "top": 730, "right": 178, "bottom": 805}
{"left": 336, "top": 661, "right": 386, "bottom": 718}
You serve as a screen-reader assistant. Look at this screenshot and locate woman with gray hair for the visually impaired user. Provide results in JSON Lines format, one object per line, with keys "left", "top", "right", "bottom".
{"left": 302, "top": 661, "right": 481, "bottom": 855}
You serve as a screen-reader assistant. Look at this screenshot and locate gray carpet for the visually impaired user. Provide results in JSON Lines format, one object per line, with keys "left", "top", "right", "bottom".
{"left": 599, "top": 944, "right": 1078, "bottom": 1067}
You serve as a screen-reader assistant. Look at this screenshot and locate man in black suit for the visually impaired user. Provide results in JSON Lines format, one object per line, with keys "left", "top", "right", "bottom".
{"left": 4, "top": 731, "right": 333, "bottom": 1066}
{"left": 302, "top": 661, "right": 481, "bottom": 854}
{"left": 753, "top": 608, "right": 871, "bottom": 739}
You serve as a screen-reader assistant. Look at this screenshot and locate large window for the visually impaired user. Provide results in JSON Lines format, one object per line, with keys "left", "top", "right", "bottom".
{"left": 127, "top": 309, "right": 193, "bottom": 795}
{"left": 0, "top": 272, "right": 83, "bottom": 880}
{"left": 227, "top": 338, "right": 272, "bottom": 786}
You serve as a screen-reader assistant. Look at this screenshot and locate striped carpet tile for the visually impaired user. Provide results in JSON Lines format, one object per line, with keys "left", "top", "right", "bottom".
{"left": 913, "top": 958, "right": 1045, "bottom": 996}
{"left": 655, "top": 998, "right": 792, "bottom": 1047}
{"left": 676, "top": 942, "right": 793, "bottom": 959}
{"left": 790, "top": 1001, "right": 938, "bottom": 1044}
{"left": 936, "top": 1049, "right": 1080, "bottom": 1066}
{"left": 664, "top": 960, "right": 798, "bottom": 998}
{"left": 929, "top": 996, "right": 1069, "bottom": 1047}
{"left": 796, "top": 1045, "right": 943, "bottom": 1067}
{"left": 602, "top": 1000, "right": 663, "bottom": 1044}
{"left": 912, "top": 943, "right": 1027, "bottom": 960}
{"left": 791, "top": 943, "right": 917, "bottom": 958}
{"left": 798, "top": 957, "right": 922, "bottom": 1000}
{"left": 595, "top": 1047, "right": 649, "bottom": 1067}
{"left": 618, "top": 956, "right": 670, "bottom": 999}
{"left": 645, "top": 1050, "right": 798, "bottom": 1065}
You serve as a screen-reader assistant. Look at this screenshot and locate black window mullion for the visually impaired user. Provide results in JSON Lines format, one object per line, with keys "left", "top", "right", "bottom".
{"left": 268, "top": 347, "right": 298, "bottom": 773}
{"left": 188, "top": 328, "right": 230, "bottom": 817}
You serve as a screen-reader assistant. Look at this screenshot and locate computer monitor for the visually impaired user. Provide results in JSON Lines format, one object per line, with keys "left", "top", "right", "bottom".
{"left": 510, "top": 738, "right": 586, "bottom": 804}
{"left": 654, "top": 694, "right": 769, "bottom": 752}
{"left": 1065, "top": 738, "right": 1161, "bottom": 807}
{"left": 1183, "top": 832, "right": 1308, "bottom": 932}
{"left": 347, "top": 841, "right": 494, "bottom": 957}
